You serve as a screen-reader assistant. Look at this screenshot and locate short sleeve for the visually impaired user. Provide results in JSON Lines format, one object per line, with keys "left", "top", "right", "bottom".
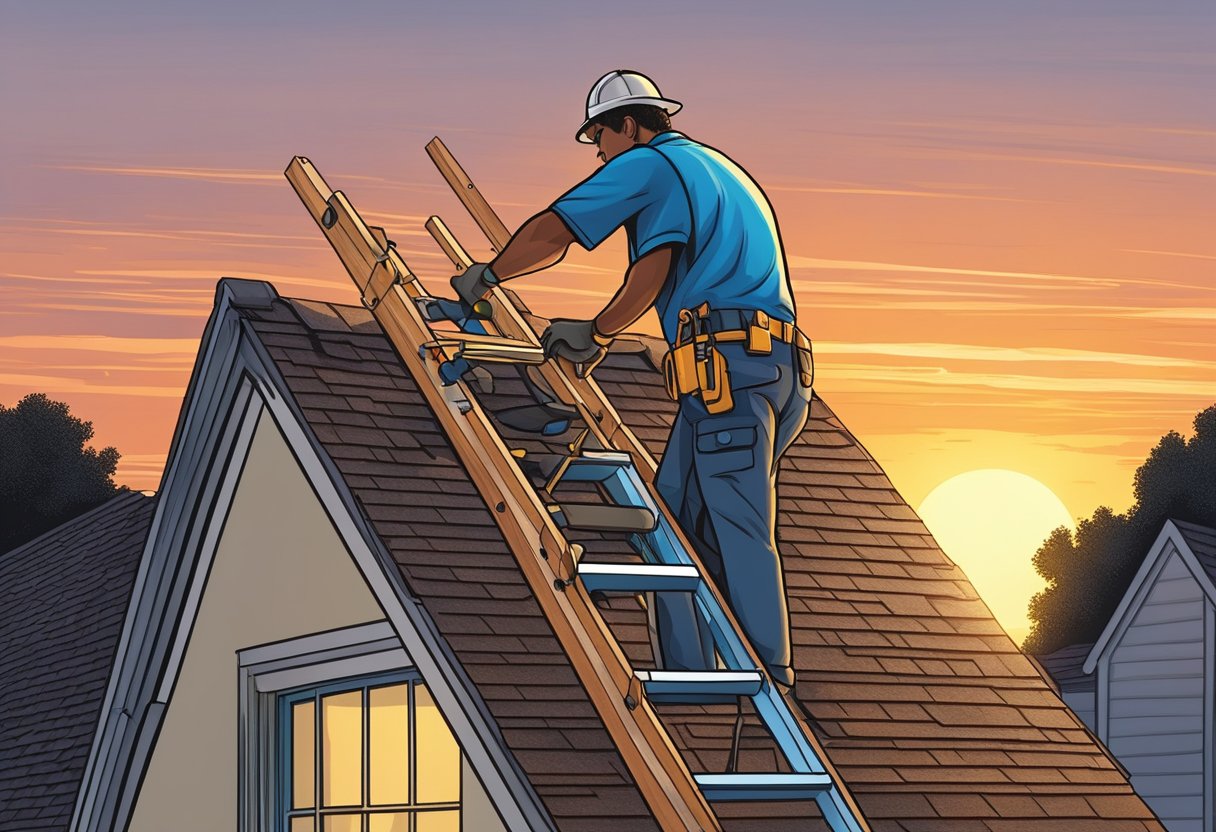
{"left": 551, "top": 148, "right": 691, "bottom": 256}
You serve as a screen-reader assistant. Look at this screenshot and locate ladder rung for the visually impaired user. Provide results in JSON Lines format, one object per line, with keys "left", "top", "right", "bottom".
{"left": 549, "top": 503, "right": 657, "bottom": 533}
{"left": 555, "top": 450, "right": 634, "bottom": 484}
{"left": 578, "top": 563, "right": 702, "bottom": 593}
{"left": 694, "top": 773, "right": 833, "bottom": 801}
{"left": 637, "top": 670, "right": 764, "bottom": 700}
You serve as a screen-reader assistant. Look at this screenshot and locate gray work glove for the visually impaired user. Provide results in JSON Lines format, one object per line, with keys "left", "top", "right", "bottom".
{"left": 541, "top": 319, "right": 610, "bottom": 366}
{"left": 450, "top": 262, "right": 499, "bottom": 306}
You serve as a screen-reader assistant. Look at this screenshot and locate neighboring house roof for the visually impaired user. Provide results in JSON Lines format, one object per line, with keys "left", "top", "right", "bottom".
{"left": 1037, "top": 643, "right": 1097, "bottom": 694}
{"left": 226, "top": 281, "right": 1160, "bottom": 830}
{"left": 1174, "top": 519, "right": 1216, "bottom": 586}
{"left": 1084, "top": 519, "right": 1216, "bottom": 676}
{"left": 0, "top": 491, "right": 154, "bottom": 831}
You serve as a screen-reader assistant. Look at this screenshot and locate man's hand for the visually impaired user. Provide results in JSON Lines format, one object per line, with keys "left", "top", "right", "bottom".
{"left": 541, "top": 319, "right": 610, "bottom": 366}
{"left": 450, "top": 263, "right": 499, "bottom": 306}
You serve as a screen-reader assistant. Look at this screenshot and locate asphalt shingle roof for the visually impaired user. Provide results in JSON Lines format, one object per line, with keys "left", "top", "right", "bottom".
{"left": 1034, "top": 643, "right": 1096, "bottom": 694}
{"left": 235, "top": 290, "right": 1163, "bottom": 831}
{"left": 0, "top": 491, "right": 154, "bottom": 831}
{"left": 1173, "top": 518, "right": 1216, "bottom": 588}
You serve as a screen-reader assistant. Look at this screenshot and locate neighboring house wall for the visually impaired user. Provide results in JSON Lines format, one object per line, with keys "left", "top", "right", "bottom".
{"left": 127, "top": 409, "right": 504, "bottom": 832}
{"left": 1060, "top": 689, "right": 1095, "bottom": 732}
{"left": 1102, "top": 543, "right": 1213, "bottom": 832}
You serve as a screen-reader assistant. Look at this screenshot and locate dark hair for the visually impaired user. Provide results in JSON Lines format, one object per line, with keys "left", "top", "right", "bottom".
{"left": 595, "top": 104, "right": 672, "bottom": 136}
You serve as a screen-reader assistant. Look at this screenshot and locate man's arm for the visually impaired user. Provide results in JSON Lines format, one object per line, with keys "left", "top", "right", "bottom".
{"left": 489, "top": 210, "right": 576, "bottom": 280}
{"left": 593, "top": 244, "right": 676, "bottom": 337}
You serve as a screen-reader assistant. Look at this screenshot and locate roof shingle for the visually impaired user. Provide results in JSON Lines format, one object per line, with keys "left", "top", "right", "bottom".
{"left": 0, "top": 491, "right": 154, "bottom": 831}
{"left": 236, "top": 291, "right": 1163, "bottom": 831}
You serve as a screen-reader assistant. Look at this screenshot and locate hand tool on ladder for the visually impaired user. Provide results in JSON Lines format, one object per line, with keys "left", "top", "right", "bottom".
{"left": 285, "top": 147, "right": 869, "bottom": 832}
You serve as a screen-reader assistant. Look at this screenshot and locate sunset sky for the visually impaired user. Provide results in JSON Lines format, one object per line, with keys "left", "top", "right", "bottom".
{"left": 3, "top": 1, "right": 1213, "bottom": 641}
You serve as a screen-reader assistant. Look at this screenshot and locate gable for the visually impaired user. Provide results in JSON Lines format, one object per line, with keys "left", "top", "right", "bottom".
{"left": 76, "top": 281, "right": 552, "bottom": 832}
{"left": 128, "top": 406, "right": 388, "bottom": 830}
{"left": 1086, "top": 521, "right": 1216, "bottom": 676}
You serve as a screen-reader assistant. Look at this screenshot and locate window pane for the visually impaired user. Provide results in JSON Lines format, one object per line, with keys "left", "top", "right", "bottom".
{"left": 292, "top": 701, "right": 316, "bottom": 810}
{"left": 369, "top": 684, "right": 409, "bottom": 805}
{"left": 368, "top": 813, "right": 409, "bottom": 832}
{"left": 290, "top": 817, "right": 315, "bottom": 832}
{"left": 321, "top": 691, "right": 363, "bottom": 807}
{"left": 416, "top": 810, "right": 460, "bottom": 832}
{"left": 322, "top": 814, "right": 361, "bottom": 832}
{"left": 414, "top": 685, "right": 460, "bottom": 804}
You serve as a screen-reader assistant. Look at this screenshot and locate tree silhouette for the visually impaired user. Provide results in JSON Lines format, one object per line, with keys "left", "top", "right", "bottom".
{"left": 0, "top": 393, "right": 124, "bottom": 553}
{"left": 1025, "top": 404, "right": 1216, "bottom": 654}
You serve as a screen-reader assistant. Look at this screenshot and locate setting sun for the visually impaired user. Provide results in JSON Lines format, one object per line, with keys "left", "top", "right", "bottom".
{"left": 916, "top": 469, "right": 1074, "bottom": 645}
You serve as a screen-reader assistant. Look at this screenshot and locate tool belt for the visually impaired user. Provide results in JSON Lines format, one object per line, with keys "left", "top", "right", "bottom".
{"left": 662, "top": 305, "right": 813, "bottom": 414}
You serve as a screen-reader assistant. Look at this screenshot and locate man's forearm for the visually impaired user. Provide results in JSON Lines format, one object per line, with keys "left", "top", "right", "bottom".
{"left": 593, "top": 245, "right": 676, "bottom": 337}
{"left": 489, "top": 210, "right": 575, "bottom": 280}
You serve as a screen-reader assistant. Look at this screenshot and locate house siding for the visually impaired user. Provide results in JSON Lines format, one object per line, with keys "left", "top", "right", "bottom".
{"left": 1060, "top": 689, "right": 1096, "bottom": 732}
{"left": 1106, "top": 544, "right": 1209, "bottom": 832}
{"left": 127, "top": 408, "right": 506, "bottom": 832}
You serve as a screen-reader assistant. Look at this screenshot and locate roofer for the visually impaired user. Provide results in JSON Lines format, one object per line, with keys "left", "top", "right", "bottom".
{"left": 451, "top": 70, "right": 812, "bottom": 691}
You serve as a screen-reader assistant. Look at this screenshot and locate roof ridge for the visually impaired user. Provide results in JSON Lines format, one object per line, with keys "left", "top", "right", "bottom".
{"left": 0, "top": 490, "right": 148, "bottom": 563}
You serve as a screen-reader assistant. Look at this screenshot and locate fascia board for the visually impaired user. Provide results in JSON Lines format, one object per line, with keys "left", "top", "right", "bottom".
{"left": 72, "top": 283, "right": 258, "bottom": 832}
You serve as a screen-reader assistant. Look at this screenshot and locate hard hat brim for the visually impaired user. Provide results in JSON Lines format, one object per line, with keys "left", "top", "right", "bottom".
{"left": 576, "top": 97, "right": 683, "bottom": 143}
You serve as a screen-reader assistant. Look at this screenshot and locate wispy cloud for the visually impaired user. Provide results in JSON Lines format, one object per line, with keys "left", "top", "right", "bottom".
{"left": 817, "top": 363, "right": 1215, "bottom": 397}
{"left": 947, "top": 151, "right": 1216, "bottom": 180}
{"left": 1119, "top": 249, "right": 1216, "bottom": 262}
{"left": 767, "top": 184, "right": 1032, "bottom": 203}
{"left": 789, "top": 255, "right": 1123, "bottom": 288}
{"left": 0, "top": 335, "right": 198, "bottom": 355}
{"left": 790, "top": 256, "right": 1214, "bottom": 294}
{"left": 44, "top": 164, "right": 392, "bottom": 186}
{"left": 817, "top": 342, "right": 1214, "bottom": 369}
{"left": 0, "top": 372, "right": 184, "bottom": 397}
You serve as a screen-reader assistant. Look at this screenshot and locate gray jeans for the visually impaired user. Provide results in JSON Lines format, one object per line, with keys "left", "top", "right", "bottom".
{"left": 653, "top": 339, "right": 811, "bottom": 688}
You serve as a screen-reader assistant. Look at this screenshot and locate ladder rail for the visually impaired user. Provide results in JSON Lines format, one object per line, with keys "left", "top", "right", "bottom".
{"left": 423, "top": 141, "right": 871, "bottom": 832}
{"left": 422, "top": 212, "right": 773, "bottom": 681}
{"left": 284, "top": 156, "right": 724, "bottom": 832}
{"left": 286, "top": 149, "right": 872, "bottom": 832}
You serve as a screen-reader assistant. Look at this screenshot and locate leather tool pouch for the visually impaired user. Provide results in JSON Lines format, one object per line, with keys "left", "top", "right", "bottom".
{"left": 795, "top": 330, "right": 814, "bottom": 388}
{"left": 698, "top": 344, "right": 734, "bottom": 415}
{"left": 747, "top": 310, "right": 773, "bottom": 355}
{"left": 663, "top": 343, "right": 700, "bottom": 400}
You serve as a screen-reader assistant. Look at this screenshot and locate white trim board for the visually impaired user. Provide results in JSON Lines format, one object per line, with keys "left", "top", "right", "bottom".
{"left": 71, "top": 279, "right": 554, "bottom": 832}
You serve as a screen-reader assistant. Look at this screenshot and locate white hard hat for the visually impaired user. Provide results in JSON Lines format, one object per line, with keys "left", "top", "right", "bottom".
{"left": 576, "top": 70, "right": 682, "bottom": 143}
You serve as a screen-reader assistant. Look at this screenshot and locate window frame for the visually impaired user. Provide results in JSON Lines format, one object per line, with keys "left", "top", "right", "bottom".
{"left": 276, "top": 672, "right": 463, "bottom": 832}
{"left": 238, "top": 621, "right": 461, "bottom": 832}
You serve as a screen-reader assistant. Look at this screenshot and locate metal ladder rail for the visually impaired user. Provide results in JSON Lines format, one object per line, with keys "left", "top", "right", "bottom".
{"left": 285, "top": 152, "right": 869, "bottom": 832}
{"left": 423, "top": 213, "right": 868, "bottom": 831}
{"left": 558, "top": 454, "right": 868, "bottom": 827}
{"left": 285, "top": 156, "right": 724, "bottom": 832}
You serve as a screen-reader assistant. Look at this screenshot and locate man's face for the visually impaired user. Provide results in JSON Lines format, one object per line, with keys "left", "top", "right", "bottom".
{"left": 588, "top": 120, "right": 634, "bottom": 164}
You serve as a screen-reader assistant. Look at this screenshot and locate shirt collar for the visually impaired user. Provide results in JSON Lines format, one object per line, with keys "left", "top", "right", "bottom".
{"left": 647, "top": 131, "right": 683, "bottom": 146}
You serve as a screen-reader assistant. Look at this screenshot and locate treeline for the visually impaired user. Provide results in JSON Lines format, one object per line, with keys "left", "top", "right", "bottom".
{"left": 1025, "top": 404, "right": 1216, "bottom": 654}
{"left": 1, "top": 393, "right": 124, "bottom": 554}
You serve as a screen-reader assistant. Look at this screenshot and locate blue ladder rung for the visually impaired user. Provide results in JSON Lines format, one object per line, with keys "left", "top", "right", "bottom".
{"left": 695, "top": 773, "right": 833, "bottom": 801}
{"left": 578, "top": 563, "right": 702, "bottom": 593}
{"left": 637, "top": 670, "right": 764, "bottom": 702}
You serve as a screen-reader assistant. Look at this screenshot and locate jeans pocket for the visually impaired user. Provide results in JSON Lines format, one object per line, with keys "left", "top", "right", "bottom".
{"left": 695, "top": 424, "right": 757, "bottom": 476}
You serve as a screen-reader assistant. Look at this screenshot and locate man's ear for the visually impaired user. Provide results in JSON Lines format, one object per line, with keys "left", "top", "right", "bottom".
{"left": 623, "top": 116, "right": 638, "bottom": 141}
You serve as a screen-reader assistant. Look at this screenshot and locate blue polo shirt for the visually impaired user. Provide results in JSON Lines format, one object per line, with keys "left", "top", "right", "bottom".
{"left": 550, "top": 131, "right": 795, "bottom": 345}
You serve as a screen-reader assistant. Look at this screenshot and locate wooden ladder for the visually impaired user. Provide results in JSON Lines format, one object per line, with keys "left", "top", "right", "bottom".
{"left": 284, "top": 142, "right": 869, "bottom": 832}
